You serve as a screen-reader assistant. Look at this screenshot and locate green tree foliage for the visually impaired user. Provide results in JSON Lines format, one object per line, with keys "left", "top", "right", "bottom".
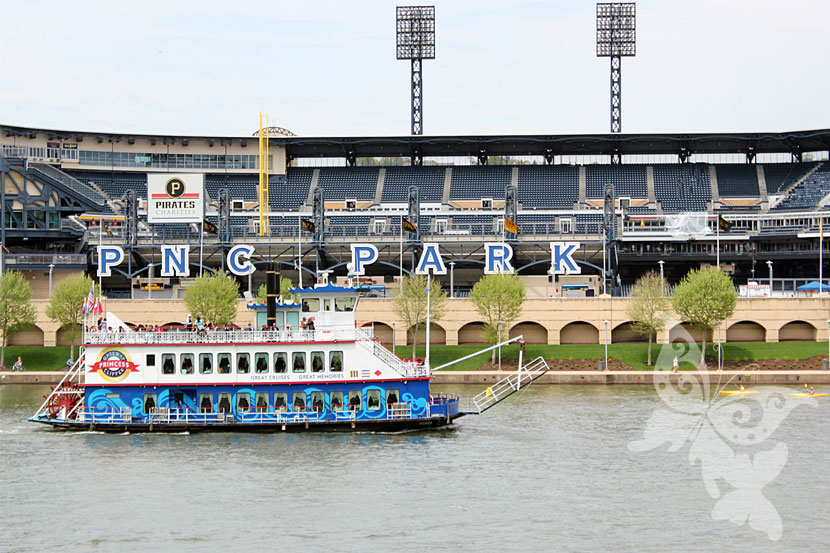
{"left": 672, "top": 267, "right": 737, "bottom": 367}
{"left": 626, "top": 271, "right": 671, "bottom": 366}
{"left": 469, "top": 273, "right": 526, "bottom": 361}
{"left": 183, "top": 272, "right": 240, "bottom": 326}
{"left": 393, "top": 274, "right": 448, "bottom": 359}
{"left": 45, "top": 275, "right": 93, "bottom": 362}
{"left": 0, "top": 271, "right": 37, "bottom": 367}
{"left": 256, "top": 277, "right": 296, "bottom": 304}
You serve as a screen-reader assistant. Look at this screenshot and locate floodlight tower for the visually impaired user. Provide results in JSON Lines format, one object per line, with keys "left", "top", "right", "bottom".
{"left": 596, "top": 2, "right": 636, "bottom": 160}
{"left": 396, "top": 6, "right": 435, "bottom": 140}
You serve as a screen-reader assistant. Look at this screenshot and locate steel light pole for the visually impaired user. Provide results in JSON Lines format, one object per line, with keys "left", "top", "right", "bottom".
{"left": 658, "top": 259, "right": 665, "bottom": 295}
{"left": 392, "top": 321, "right": 396, "bottom": 355}
{"left": 717, "top": 321, "right": 723, "bottom": 371}
{"left": 603, "top": 319, "right": 610, "bottom": 371}
{"left": 449, "top": 262, "right": 455, "bottom": 298}
{"left": 497, "top": 320, "right": 503, "bottom": 371}
{"left": 48, "top": 263, "right": 55, "bottom": 296}
{"left": 767, "top": 260, "right": 773, "bottom": 295}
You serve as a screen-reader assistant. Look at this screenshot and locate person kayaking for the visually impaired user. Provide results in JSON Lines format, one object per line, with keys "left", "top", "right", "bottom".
{"left": 738, "top": 384, "right": 745, "bottom": 392}
{"left": 807, "top": 386, "right": 815, "bottom": 395}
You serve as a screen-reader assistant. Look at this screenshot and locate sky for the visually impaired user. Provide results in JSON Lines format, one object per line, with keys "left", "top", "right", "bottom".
{"left": 1, "top": 0, "right": 828, "bottom": 138}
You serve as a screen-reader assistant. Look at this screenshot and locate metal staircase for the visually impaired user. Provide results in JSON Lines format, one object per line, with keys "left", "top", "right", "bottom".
{"left": 31, "top": 355, "right": 86, "bottom": 421}
{"left": 467, "top": 356, "right": 551, "bottom": 414}
{"left": 29, "top": 162, "right": 107, "bottom": 207}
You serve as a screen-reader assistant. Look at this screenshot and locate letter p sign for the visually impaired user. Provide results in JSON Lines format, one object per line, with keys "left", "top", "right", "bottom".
{"left": 97, "top": 246, "right": 124, "bottom": 277}
{"left": 350, "top": 244, "right": 378, "bottom": 276}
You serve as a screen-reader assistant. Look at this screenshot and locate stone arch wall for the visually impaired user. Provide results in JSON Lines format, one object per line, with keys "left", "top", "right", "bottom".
{"left": 778, "top": 321, "right": 817, "bottom": 341}
{"left": 407, "top": 322, "right": 446, "bottom": 345}
{"left": 726, "top": 321, "right": 766, "bottom": 342}
{"left": 56, "top": 324, "right": 83, "bottom": 347}
{"left": 669, "top": 323, "right": 712, "bottom": 344}
{"left": 8, "top": 324, "right": 45, "bottom": 346}
{"left": 458, "top": 322, "right": 487, "bottom": 345}
{"left": 612, "top": 322, "right": 647, "bottom": 343}
{"left": 363, "top": 321, "right": 393, "bottom": 345}
{"left": 509, "top": 322, "right": 548, "bottom": 344}
{"left": 560, "top": 321, "right": 599, "bottom": 344}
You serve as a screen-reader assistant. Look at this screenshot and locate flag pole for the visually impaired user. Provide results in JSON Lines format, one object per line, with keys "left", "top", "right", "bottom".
{"left": 820, "top": 217, "right": 824, "bottom": 292}
{"left": 425, "top": 276, "right": 431, "bottom": 370}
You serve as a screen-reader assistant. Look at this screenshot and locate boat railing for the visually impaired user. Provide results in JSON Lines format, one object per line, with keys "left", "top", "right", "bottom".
{"left": 353, "top": 326, "right": 428, "bottom": 378}
{"left": 429, "top": 393, "right": 460, "bottom": 406}
{"left": 85, "top": 326, "right": 360, "bottom": 345}
{"left": 386, "top": 402, "right": 413, "bottom": 419}
{"left": 78, "top": 407, "right": 132, "bottom": 423}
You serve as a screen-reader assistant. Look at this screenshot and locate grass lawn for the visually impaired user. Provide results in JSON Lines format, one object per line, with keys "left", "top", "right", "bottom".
{"left": 2, "top": 346, "right": 73, "bottom": 371}
{"left": 405, "top": 341, "right": 829, "bottom": 371}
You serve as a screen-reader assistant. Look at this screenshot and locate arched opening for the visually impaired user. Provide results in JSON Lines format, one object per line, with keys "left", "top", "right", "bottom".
{"left": 669, "top": 323, "right": 712, "bottom": 344}
{"left": 779, "top": 321, "right": 817, "bottom": 341}
{"left": 363, "top": 322, "right": 393, "bottom": 346}
{"left": 458, "top": 322, "right": 487, "bottom": 345}
{"left": 407, "top": 322, "right": 446, "bottom": 345}
{"left": 612, "top": 322, "right": 648, "bottom": 343}
{"left": 726, "top": 321, "right": 766, "bottom": 342}
{"left": 56, "top": 324, "right": 83, "bottom": 346}
{"left": 560, "top": 322, "right": 599, "bottom": 344}
{"left": 8, "top": 324, "right": 45, "bottom": 346}
{"left": 509, "top": 322, "right": 548, "bottom": 344}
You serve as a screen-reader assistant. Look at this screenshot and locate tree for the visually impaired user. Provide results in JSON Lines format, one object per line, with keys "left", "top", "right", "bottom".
{"left": 626, "top": 271, "right": 671, "bottom": 366}
{"left": 393, "top": 274, "right": 448, "bottom": 359}
{"left": 469, "top": 273, "right": 526, "bottom": 362}
{"left": 672, "top": 267, "right": 737, "bottom": 368}
{"left": 0, "top": 271, "right": 37, "bottom": 368}
{"left": 257, "top": 277, "right": 296, "bottom": 304}
{"left": 46, "top": 275, "right": 93, "bottom": 362}
{"left": 184, "top": 272, "right": 240, "bottom": 326}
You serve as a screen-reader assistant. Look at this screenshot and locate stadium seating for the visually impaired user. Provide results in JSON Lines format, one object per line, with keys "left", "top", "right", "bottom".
{"left": 67, "top": 170, "right": 148, "bottom": 202}
{"left": 653, "top": 164, "right": 711, "bottom": 213}
{"left": 773, "top": 163, "right": 830, "bottom": 211}
{"left": 274, "top": 168, "right": 313, "bottom": 210}
{"left": 449, "top": 166, "right": 511, "bottom": 201}
{"left": 586, "top": 165, "right": 647, "bottom": 199}
{"left": 517, "top": 165, "right": 579, "bottom": 208}
{"left": 327, "top": 215, "right": 371, "bottom": 237}
{"left": 382, "top": 166, "right": 446, "bottom": 203}
{"left": 715, "top": 165, "right": 759, "bottom": 197}
{"left": 316, "top": 167, "right": 378, "bottom": 201}
{"left": 762, "top": 162, "right": 818, "bottom": 194}
{"left": 205, "top": 173, "right": 259, "bottom": 201}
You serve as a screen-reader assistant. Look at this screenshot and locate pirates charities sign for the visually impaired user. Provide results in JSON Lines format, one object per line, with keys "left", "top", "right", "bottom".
{"left": 96, "top": 242, "right": 582, "bottom": 277}
{"left": 147, "top": 174, "right": 205, "bottom": 224}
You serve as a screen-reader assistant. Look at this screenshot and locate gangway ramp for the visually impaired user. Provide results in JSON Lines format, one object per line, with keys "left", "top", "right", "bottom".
{"left": 465, "top": 356, "right": 551, "bottom": 414}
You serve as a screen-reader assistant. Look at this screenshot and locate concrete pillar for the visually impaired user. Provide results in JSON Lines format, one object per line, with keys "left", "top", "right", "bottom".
{"left": 444, "top": 328, "right": 459, "bottom": 346}
{"left": 767, "top": 328, "right": 779, "bottom": 343}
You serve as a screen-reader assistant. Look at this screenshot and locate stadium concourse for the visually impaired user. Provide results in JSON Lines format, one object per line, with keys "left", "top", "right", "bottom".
{"left": 1, "top": 124, "right": 829, "bottom": 347}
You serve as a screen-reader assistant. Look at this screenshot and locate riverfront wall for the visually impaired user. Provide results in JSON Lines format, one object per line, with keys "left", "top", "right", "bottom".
{"left": 15, "top": 296, "right": 830, "bottom": 347}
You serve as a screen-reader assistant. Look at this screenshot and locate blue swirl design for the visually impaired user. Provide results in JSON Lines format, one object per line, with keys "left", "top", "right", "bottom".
{"left": 402, "top": 392, "right": 427, "bottom": 416}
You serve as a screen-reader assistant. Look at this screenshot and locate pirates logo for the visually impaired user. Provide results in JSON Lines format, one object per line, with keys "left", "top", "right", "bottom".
{"left": 165, "top": 177, "right": 185, "bottom": 198}
{"left": 89, "top": 349, "right": 140, "bottom": 383}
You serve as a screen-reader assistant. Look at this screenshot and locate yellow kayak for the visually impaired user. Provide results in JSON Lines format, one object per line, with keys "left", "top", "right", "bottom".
{"left": 791, "top": 393, "right": 827, "bottom": 398}
{"left": 720, "top": 390, "right": 760, "bottom": 395}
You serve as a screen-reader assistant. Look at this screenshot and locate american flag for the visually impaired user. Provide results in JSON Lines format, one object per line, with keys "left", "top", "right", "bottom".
{"left": 83, "top": 282, "right": 95, "bottom": 315}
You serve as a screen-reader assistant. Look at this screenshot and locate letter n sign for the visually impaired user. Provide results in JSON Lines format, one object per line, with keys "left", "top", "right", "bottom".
{"left": 551, "top": 242, "right": 581, "bottom": 274}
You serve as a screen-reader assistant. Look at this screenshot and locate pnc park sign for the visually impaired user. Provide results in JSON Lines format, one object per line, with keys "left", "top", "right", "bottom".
{"left": 96, "top": 242, "right": 582, "bottom": 278}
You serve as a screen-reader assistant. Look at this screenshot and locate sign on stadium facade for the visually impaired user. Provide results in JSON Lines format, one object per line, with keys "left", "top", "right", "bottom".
{"left": 147, "top": 174, "right": 205, "bottom": 224}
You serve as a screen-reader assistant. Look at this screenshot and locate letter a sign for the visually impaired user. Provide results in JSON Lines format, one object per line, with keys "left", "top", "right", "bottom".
{"left": 550, "top": 242, "right": 581, "bottom": 274}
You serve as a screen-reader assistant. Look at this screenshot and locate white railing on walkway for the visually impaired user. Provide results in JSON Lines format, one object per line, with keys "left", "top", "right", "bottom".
{"left": 85, "top": 327, "right": 360, "bottom": 345}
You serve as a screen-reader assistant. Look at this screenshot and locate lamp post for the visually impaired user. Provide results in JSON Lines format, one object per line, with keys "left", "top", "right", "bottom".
{"left": 497, "top": 320, "right": 503, "bottom": 371}
{"left": 717, "top": 321, "right": 723, "bottom": 371}
{"left": 48, "top": 264, "right": 55, "bottom": 296}
{"left": 766, "top": 260, "right": 773, "bottom": 296}
{"left": 658, "top": 259, "right": 665, "bottom": 295}
{"left": 603, "top": 319, "right": 609, "bottom": 371}
{"left": 392, "top": 321, "right": 396, "bottom": 355}
{"left": 449, "top": 262, "right": 455, "bottom": 299}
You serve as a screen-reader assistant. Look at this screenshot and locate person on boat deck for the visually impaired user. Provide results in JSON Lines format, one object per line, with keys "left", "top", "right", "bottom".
{"left": 300, "top": 317, "right": 307, "bottom": 329}
{"left": 185, "top": 314, "right": 192, "bottom": 329}
{"left": 195, "top": 317, "right": 204, "bottom": 330}
{"left": 308, "top": 317, "right": 315, "bottom": 330}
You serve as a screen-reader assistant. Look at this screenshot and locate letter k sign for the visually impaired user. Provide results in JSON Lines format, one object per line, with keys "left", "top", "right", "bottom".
{"left": 551, "top": 242, "right": 581, "bottom": 274}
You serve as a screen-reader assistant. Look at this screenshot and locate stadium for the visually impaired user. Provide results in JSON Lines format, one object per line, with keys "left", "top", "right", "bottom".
{"left": 1, "top": 4, "right": 828, "bottom": 350}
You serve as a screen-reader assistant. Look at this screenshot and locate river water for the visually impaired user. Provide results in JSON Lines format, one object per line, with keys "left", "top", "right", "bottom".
{"left": 1, "top": 383, "right": 828, "bottom": 552}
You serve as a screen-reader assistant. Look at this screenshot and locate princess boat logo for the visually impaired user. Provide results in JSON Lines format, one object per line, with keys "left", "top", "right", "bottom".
{"left": 88, "top": 349, "right": 140, "bottom": 383}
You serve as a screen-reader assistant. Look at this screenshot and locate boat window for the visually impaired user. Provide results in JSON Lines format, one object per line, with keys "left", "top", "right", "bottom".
{"left": 199, "top": 353, "right": 213, "bottom": 374}
{"left": 255, "top": 353, "right": 269, "bottom": 374}
{"left": 237, "top": 392, "right": 251, "bottom": 413}
{"left": 348, "top": 390, "right": 362, "bottom": 410}
{"left": 218, "top": 353, "right": 232, "bottom": 374}
{"left": 310, "top": 391, "right": 324, "bottom": 412}
{"left": 161, "top": 354, "right": 176, "bottom": 375}
{"left": 335, "top": 297, "right": 355, "bottom": 312}
{"left": 330, "top": 351, "right": 343, "bottom": 372}
{"left": 255, "top": 392, "right": 269, "bottom": 411}
{"left": 274, "top": 392, "right": 288, "bottom": 411}
{"left": 323, "top": 298, "right": 333, "bottom": 311}
{"left": 292, "top": 352, "right": 306, "bottom": 373}
{"left": 199, "top": 393, "right": 213, "bottom": 412}
{"left": 366, "top": 389, "right": 381, "bottom": 411}
{"left": 273, "top": 352, "right": 287, "bottom": 373}
{"left": 237, "top": 353, "right": 250, "bottom": 374}
{"left": 301, "top": 298, "right": 320, "bottom": 312}
{"left": 217, "top": 393, "right": 232, "bottom": 413}
{"left": 386, "top": 388, "right": 400, "bottom": 405}
{"left": 311, "top": 351, "right": 325, "bottom": 373}
{"left": 286, "top": 311, "right": 300, "bottom": 330}
{"left": 180, "top": 353, "right": 194, "bottom": 375}
{"left": 292, "top": 391, "right": 306, "bottom": 411}
{"left": 146, "top": 354, "right": 156, "bottom": 367}
{"left": 274, "top": 311, "right": 285, "bottom": 328}
{"left": 106, "top": 393, "right": 120, "bottom": 399}
{"left": 330, "top": 390, "right": 344, "bottom": 411}
{"left": 143, "top": 393, "right": 157, "bottom": 413}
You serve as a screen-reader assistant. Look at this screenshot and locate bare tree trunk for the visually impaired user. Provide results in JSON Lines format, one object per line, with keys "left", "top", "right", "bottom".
{"left": 1, "top": 335, "right": 6, "bottom": 368}
{"left": 699, "top": 336, "right": 707, "bottom": 368}
{"left": 647, "top": 333, "right": 653, "bottom": 366}
{"left": 412, "top": 324, "right": 418, "bottom": 359}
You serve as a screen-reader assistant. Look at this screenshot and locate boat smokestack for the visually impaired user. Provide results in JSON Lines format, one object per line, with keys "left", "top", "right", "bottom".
{"left": 266, "top": 260, "right": 277, "bottom": 328}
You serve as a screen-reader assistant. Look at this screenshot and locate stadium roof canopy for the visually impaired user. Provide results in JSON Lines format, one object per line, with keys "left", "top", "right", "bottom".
{"left": 3, "top": 124, "right": 829, "bottom": 160}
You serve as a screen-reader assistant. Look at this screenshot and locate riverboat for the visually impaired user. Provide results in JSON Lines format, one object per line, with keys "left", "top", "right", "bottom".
{"left": 31, "top": 284, "right": 550, "bottom": 433}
